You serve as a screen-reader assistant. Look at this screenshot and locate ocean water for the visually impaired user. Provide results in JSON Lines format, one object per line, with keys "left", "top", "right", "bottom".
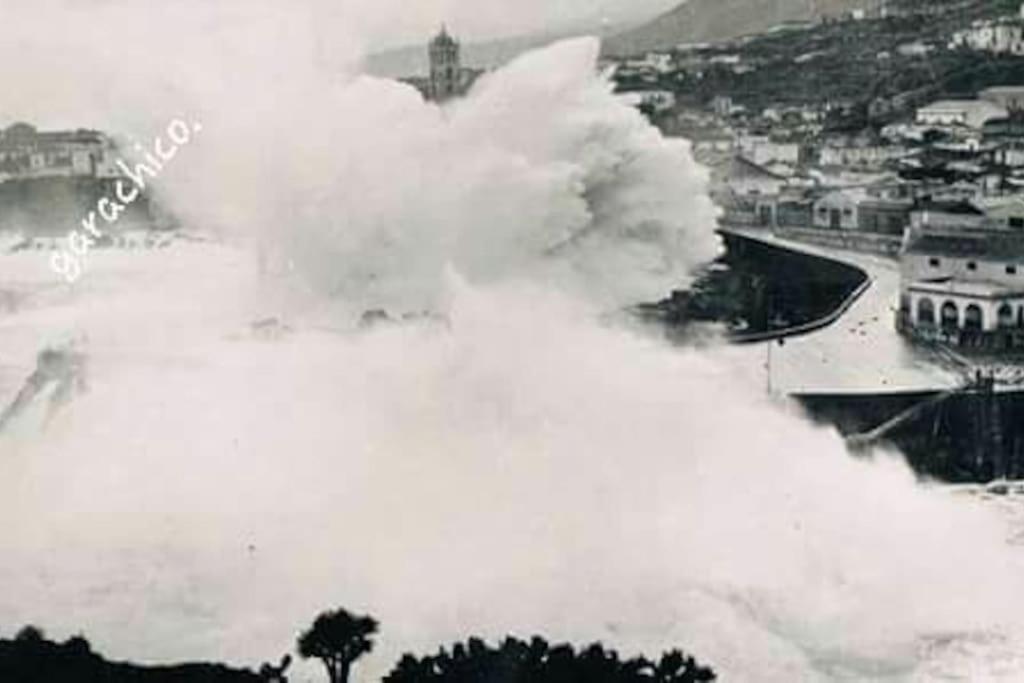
{"left": 0, "top": 28, "right": 1023, "bottom": 683}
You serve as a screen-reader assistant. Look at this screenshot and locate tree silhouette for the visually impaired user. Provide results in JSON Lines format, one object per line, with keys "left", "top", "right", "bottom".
{"left": 382, "top": 635, "right": 716, "bottom": 683}
{"left": 14, "top": 626, "right": 44, "bottom": 643}
{"left": 63, "top": 635, "right": 92, "bottom": 658}
{"left": 297, "top": 608, "right": 378, "bottom": 683}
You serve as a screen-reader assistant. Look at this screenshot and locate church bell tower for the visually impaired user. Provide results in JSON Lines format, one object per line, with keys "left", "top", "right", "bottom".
{"left": 428, "top": 25, "right": 461, "bottom": 101}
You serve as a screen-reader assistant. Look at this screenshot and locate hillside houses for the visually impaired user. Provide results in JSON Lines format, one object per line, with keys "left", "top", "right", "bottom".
{"left": 736, "top": 135, "right": 802, "bottom": 166}
{"left": 603, "top": 0, "right": 1024, "bottom": 357}
{"left": 819, "top": 142, "right": 912, "bottom": 169}
{"left": 949, "top": 5, "right": 1024, "bottom": 55}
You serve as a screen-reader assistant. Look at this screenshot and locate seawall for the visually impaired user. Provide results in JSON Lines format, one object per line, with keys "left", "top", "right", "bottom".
{"left": 719, "top": 225, "right": 1024, "bottom": 483}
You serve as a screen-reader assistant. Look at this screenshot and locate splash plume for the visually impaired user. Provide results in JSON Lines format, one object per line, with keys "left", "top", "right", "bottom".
{"left": 0, "top": 3, "right": 1022, "bottom": 683}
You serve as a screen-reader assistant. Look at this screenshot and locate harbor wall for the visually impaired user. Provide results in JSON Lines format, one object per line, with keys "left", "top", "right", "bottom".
{"left": 719, "top": 227, "right": 1024, "bottom": 483}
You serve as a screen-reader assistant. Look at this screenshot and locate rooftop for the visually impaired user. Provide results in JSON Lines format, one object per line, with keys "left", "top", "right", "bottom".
{"left": 919, "top": 99, "right": 1006, "bottom": 114}
{"left": 907, "top": 278, "right": 1024, "bottom": 299}
{"left": 904, "top": 232, "right": 1024, "bottom": 261}
{"left": 912, "top": 200, "right": 985, "bottom": 215}
{"left": 431, "top": 25, "right": 458, "bottom": 48}
{"left": 981, "top": 86, "right": 1024, "bottom": 94}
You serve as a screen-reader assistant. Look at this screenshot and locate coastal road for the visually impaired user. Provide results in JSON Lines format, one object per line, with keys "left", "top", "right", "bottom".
{"left": 717, "top": 227, "right": 964, "bottom": 396}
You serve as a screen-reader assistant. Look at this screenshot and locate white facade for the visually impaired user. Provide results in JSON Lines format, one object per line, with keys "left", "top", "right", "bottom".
{"left": 812, "top": 190, "right": 864, "bottom": 230}
{"left": 724, "top": 156, "right": 787, "bottom": 197}
{"left": 819, "top": 145, "right": 909, "bottom": 168}
{"left": 738, "top": 135, "right": 800, "bottom": 165}
{"left": 950, "top": 19, "right": 1024, "bottom": 55}
{"left": 977, "top": 196, "right": 1024, "bottom": 229}
{"left": 916, "top": 99, "right": 1008, "bottom": 128}
{"left": 900, "top": 223, "right": 1024, "bottom": 340}
{"left": 904, "top": 281, "right": 1024, "bottom": 333}
{"left": 902, "top": 250, "right": 1023, "bottom": 288}
{"left": 980, "top": 86, "right": 1024, "bottom": 110}
{"left": 909, "top": 207, "right": 987, "bottom": 232}
{"left": 997, "top": 147, "right": 1024, "bottom": 166}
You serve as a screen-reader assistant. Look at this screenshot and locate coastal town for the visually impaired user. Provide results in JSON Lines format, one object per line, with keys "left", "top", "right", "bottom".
{"left": 10, "top": 2, "right": 1024, "bottom": 682}
{"left": 607, "top": 0, "right": 1024, "bottom": 357}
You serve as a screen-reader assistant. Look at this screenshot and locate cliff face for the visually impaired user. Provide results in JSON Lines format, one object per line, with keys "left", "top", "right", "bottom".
{"left": 602, "top": 0, "right": 867, "bottom": 55}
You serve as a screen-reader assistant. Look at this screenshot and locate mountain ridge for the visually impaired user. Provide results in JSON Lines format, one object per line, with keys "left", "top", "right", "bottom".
{"left": 602, "top": 0, "right": 870, "bottom": 55}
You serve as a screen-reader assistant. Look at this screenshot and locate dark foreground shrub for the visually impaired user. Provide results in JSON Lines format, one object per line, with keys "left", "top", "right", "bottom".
{"left": 383, "top": 635, "right": 716, "bottom": 683}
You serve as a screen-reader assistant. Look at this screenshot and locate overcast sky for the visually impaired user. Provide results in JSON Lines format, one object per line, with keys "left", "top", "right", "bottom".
{"left": 330, "top": 0, "right": 682, "bottom": 49}
{"left": 0, "top": 0, "right": 685, "bottom": 128}
{"left": 6, "top": 0, "right": 682, "bottom": 51}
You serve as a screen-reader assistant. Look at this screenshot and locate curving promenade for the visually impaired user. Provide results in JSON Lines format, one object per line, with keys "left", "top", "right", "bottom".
{"left": 718, "top": 226, "right": 964, "bottom": 396}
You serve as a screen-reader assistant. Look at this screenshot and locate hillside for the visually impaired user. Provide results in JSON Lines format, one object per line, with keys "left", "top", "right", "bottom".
{"left": 603, "top": 0, "right": 868, "bottom": 55}
{"left": 0, "top": 632, "right": 263, "bottom": 683}
{"left": 611, "top": 0, "right": 1024, "bottom": 117}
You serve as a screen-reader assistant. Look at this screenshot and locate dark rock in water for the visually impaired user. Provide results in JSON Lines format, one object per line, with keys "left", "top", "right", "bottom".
{"left": 250, "top": 317, "right": 291, "bottom": 340}
{"left": 986, "top": 481, "right": 1010, "bottom": 496}
{"left": 360, "top": 309, "right": 393, "bottom": 328}
{"left": 360, "top": 310, "right": 451, "bottom": 330}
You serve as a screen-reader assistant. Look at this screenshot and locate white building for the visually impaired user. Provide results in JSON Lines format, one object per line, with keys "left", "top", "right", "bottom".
{"left": 916, "top": 99, "right": 1008, "bottom": 128}
{"left": 995, "top": 145, "right": 1024, "bottom": 167}
{"left": 723, "top": 156, "right": 788, "bottom": 197}
{"left": 623, "top": 52, "right": 673, "bottom": 74}
{"left": 950, "top": 17, "right": 1024, "bottom": 55}
{"left": 976, "top": 195, "right": 1024, "bottom": 230}
{"left": 908, "top": 201, "right": 988, "bottom": 232}
{"left": 0, "top": 123, "right": 114, "bottom": 180}
{"left": 980, "top": 85, "right": 1024, "bottom": 111}
{"left": 899, "top": 226, "right": 1024, "bottom": 343}
{"left": 898, "top": 197, "right": 1024, "bottom": 349}
{"left": 819, "top": 144, "right": 910, "bottom": 168}
{"left": 737, "top": 135, "right": 801, "bottom": 166}
{"left": 812, "top": 189, "right": 867, "bottom": 230}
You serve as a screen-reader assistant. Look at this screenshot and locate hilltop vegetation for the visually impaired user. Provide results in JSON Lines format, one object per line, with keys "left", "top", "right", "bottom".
{"left": 604, "top": 0, "right": 1024, "bottom": 75}
{"left": 612, "top": 0, "right": 1024, "bottom": 125}
{"left": 603, "top": 0, "right": 866, "bottom": 55}
{"left": 0, "top": 626, "right": 262, "bottom": 683}
{"left": 3, "top": 613, "right": 717, "bottom": 683}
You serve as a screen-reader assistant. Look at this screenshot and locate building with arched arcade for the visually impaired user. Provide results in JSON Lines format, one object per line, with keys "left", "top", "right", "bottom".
{"left": 897, "top": 211, "right": 1024, "bottom": 351}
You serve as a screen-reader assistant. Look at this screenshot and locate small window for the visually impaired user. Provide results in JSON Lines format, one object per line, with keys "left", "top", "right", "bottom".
{"left": 1008, "top": 265, "right": 1018, "bottom": 275}
{"left": 967, "top": 261, "right": 977, "bottom": 271}
{"left": 1010, "top": 217, "right": 1024, "bottom": 229}
{"left": 929, "top": 257, "right": 941, "bottom": 267}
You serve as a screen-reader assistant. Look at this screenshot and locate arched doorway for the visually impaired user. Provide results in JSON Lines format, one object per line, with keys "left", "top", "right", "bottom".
{"left": 941, "top": 301, "right": 959, "bottom": 330}
{"left": 917, "top": 297, "right": 935, "bottom": 326}
{"left": 998, "top": 303, "right": 1015, "bottom": 329}
{"left": 965, "top": 304, "right": 984, "bottom": 332}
